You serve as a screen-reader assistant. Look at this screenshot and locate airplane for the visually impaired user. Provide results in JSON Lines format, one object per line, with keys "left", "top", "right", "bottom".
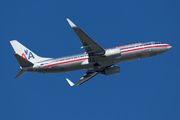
{"left": 10, "top": 18, "right": 172, "bottom": 86}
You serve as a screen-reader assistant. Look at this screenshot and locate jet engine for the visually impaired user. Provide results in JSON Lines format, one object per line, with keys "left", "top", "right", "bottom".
{"left": 104, "top": 66, "right": 120, "bottom": 75}
{"left": 104, "top": 48, "right": 121, "bottom": 58}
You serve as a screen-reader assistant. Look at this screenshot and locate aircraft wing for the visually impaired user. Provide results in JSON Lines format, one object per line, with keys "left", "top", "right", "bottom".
{"left": 66, "top": 71, "right": 99, "bottom": 86}
{"left": 66, "top": 66, "right": 112, "bottom": 86}
{"left": 67, "top": 19, "right": 105, "bottom": 56}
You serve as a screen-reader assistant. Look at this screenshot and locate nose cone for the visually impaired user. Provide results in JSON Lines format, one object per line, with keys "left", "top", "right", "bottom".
{"left": 163, "top": 44, "right": 172, "bottom": 53}
{"left": 152, "top": 44, "right": 172, "bottom": 55}
{"left": 167, "top": 45, "right": 172, "bottom": 50}
{"left": 164, "top": 44, "right": 172, "bottom": 53}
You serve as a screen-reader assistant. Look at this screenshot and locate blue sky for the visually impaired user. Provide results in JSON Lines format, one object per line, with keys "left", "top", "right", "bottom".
{"left": 0, "top": 0, "right": 180, "bottom": 119}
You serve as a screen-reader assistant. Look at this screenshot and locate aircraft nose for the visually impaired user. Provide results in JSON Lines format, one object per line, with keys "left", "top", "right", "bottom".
{"left": 167, "top": 45, "right": 172, "bottom": 50}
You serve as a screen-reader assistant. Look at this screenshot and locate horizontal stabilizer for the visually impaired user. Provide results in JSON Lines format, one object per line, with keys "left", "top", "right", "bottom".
{"left": 14, "top": 54, "right": 33, "bottom": 68}
{"left": 15, "top": 70, "right": 27, "bottom": 78}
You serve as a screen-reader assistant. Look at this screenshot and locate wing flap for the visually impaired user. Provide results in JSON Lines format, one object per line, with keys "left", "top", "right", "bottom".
{"left": 66, "top": 72, "right": 99, "bottom": 86}
{"left": 76, "top": 72, "right": 99, "bottom": 86}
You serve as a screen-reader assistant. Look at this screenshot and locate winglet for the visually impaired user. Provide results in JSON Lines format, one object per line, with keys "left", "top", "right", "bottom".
{"left": 66, "top": 78, "right": 75, "bottom": 86}
{"left": 66, "top": 18, "right": 76, "bottom": 28}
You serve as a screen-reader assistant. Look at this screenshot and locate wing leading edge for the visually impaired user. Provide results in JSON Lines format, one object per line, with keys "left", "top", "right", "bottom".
{"left": 67, "top": 18, "right": 105, "bottom": 56}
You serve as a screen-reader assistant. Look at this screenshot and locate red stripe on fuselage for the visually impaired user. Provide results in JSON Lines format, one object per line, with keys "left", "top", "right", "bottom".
{"left": 44, "top": 44, "right": 170, "bottom": 68}
{"left": 153, "top": 44, "right": 171, "bottom": 48}
{"left": 43, "top": 58, "right": 88, "bottom": 68}
{"left": 121, "top": 44, "right": 170, "bottom": 53}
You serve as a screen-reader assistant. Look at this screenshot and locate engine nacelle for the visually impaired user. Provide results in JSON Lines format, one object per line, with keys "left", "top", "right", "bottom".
{"left": 104, "top": 66, "right": 120, "bottom": 75}
{"left": 104, "top": 48, "right": 121, "bottom": 58}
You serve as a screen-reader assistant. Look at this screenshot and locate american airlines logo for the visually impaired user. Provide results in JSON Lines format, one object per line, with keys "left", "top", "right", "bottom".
{"left": 22, "top": 50, "right": 35, "bottom": 60}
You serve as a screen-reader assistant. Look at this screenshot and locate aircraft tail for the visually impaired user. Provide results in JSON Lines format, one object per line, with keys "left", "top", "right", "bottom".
{"left": 10, "top": 40, "right": 51, "bottom": 63}
{"left": 10, "top": 40, "right": 51, "bottom": 78}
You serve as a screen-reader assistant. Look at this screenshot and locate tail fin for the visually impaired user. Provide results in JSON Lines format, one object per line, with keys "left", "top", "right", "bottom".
{"left": 10, "top": 40, "right": 51, "bottom": 63}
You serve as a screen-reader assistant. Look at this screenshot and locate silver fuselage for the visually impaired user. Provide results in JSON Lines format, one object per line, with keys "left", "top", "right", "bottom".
{"left": 25, "top": 42, "right": 171, "bottom": 74}
{"left": 10, "top": 19, "right": 173, "bottom": 85}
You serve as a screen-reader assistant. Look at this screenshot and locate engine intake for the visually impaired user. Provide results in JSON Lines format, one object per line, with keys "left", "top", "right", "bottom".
{"left": 104, "top": 48, "right": 121, "bottom": 58}
{"left": 104, "top": 66, "right": 120, "bottom": 75}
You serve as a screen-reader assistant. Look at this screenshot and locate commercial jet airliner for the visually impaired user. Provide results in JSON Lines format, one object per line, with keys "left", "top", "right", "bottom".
{"left": 10, "top": 19, "right": 172, "bottom": 86}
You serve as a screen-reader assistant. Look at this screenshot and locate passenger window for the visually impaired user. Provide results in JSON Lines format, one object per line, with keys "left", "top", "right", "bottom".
{"left": 129, "top": 46, "right": 133, "bottom": 49}
{"left": 146, "top": 43, "right": 151, "bottom": 46}
{"left": 139, "top": 45, "right": 143, "bottom": 47}
{"left": 120, "top": 47, "right": 125, "bottom": 50}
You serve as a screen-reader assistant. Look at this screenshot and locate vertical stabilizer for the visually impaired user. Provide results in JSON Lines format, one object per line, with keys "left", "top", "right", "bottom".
{"left": 10, "top": 40, "right": 51, "bottom": 63}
